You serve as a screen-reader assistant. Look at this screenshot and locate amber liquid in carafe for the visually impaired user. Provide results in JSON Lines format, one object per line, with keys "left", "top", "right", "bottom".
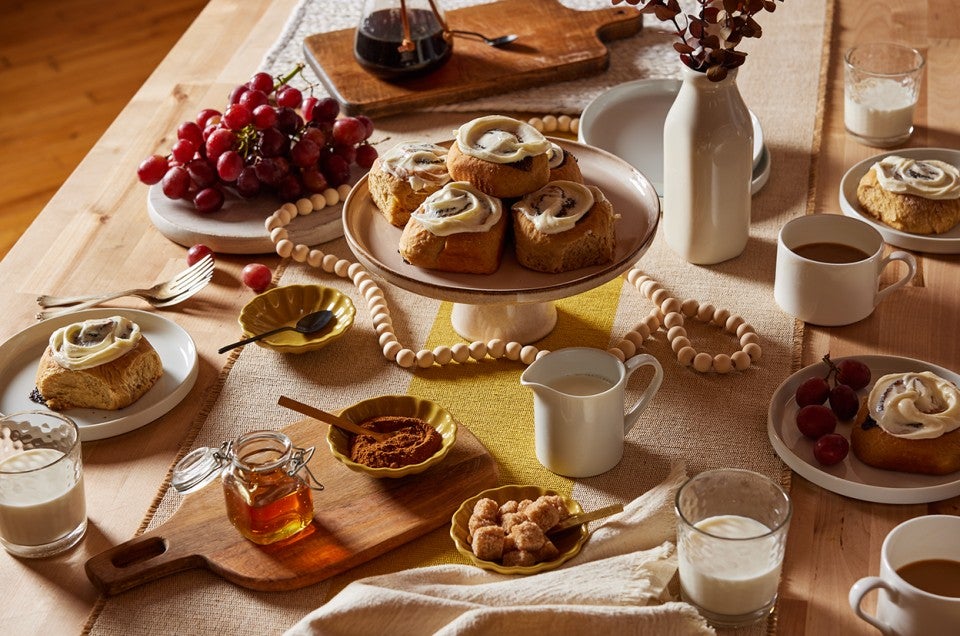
{"left": 354, "top": 8, "right": 451, "bottom": 79}
{"left": 223, "top": 468, "right": 314, "bottom": 545}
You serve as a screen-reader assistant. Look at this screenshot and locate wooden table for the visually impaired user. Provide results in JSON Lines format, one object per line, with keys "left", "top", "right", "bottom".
{"left": 0, "top": 1, "right": 957, "bottom": 633}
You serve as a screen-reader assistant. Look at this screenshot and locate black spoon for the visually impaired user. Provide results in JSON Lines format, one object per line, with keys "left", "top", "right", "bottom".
{"left": 448, "top": 30, "right": 518, "bottom": 47}
{"left": 218, "top": 310, "right": 334, "bottom": 354}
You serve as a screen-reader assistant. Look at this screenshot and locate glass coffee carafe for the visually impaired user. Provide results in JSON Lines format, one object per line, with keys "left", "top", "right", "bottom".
{"left": 354, "top": 0, "right": 453, "bottom": 80}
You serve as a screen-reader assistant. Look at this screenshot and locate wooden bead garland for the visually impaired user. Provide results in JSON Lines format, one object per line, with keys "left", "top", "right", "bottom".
{"left": 263, "top": 124, "right": 761, "bottom": 373}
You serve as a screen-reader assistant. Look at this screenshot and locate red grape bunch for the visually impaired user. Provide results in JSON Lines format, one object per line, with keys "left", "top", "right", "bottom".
{"left": 794, "top": 354, "right": 872, "bottom": 466}
{"left": 136, "top": 64, "right": 379, "bottom": 214}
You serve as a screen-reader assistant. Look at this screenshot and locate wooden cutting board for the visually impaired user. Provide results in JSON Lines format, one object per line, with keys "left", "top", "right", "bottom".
{"left": 303, "top": 0, "right": 643, "bottom": 117}
{"left": 85, "top": 417, "right": 498, "bottom": 594}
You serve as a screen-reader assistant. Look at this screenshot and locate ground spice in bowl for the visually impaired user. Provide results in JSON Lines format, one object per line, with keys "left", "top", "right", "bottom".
{"left": 348, "top": 415, "right": 443, "bottom": 468}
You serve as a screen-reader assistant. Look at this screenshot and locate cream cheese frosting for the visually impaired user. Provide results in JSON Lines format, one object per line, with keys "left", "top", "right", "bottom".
{"left": 872, "top": 156, "right": 960, "bottom": 200}
{"left": 513, "top": 181, "right": 594, "bottom": 235}
{"left": 379, "top": 142, "right": 451, "bottom": 192}
{"left": 868, "top": 371, "right": 960, "bottom": 439}
{"left": 454, "top": 115, "right": 550, "bottom": 164}
{"left": 49, "top": 316, "right": 141, "bottom": 371}
{"left": 411, "top": 182, "right": 502, "bottom": 236}
{"left": 546, "top": 142, "right": 565, "bottom": 170}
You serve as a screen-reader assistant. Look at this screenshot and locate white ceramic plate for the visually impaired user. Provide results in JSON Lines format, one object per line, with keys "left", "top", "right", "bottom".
{"left": 0, "top": 309, "right": 198, "bottom": 441}
{"left": 838, "top": 148, "right": 960, "bottom": 254}
{"left": 342, "top": 138, "right": 660, "bottom": 305}
{"left": 768, "top": 355, "right": 960, "bottom": 504}
{"left": 578, "top": 78, "right": 767, "bottom": 195}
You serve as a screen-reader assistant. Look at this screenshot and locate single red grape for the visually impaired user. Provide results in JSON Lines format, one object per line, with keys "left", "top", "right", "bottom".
{"left": 137, "top": 154, "right": 169, "bottom": 185}
{"left": 333, "top": 142, "right": 356, "bottom": 165}
{"left": 235, "top": 166, "right": 262, "bottom": 198}
{"left": 275, "top": 107, "right": 303, "bottom": 135}
{"left": 301, "top": 126, "right": 326, "bottom": 148}
{"left": 795, "top": 376, "right": 830, "bottom": 407}
{"left": 186, "top": 244, "right": 213, "bottom": 266}
{"left": 254, "top": 158, "right": 282, "bottom": 186}
{"left": 252, "top": 104, "right": 278, "bottom": 130}
{"left": 796, "top": 404, "right": 837, "bottom": 439}
{"left": 276, "top": 85, "right": 303, "bottom": 109}
{"left": 355, "top": 143, "right": 378, "bottom": 169}
{"left": 829, "top": 384, "right": 860, "bottom": 420}
{"left": 205, "top": 128, "right": 237, "bottom": 160}
{"left": 301, "top": 96, "right": 318, "bottom": 122}
{"left": 291, "top": 138, "right": 320, "bottom": 167}
{"left": 216, "top": 150, "right": 244, "bottom": 182}
{"left": 321, "top": 154, "right": 351, "bottom": 187}
{"left": 177, "top": 121, "right": 204, "bottom": 147}
{"left": 161, "top": 165, "right": 190, "bottom": 199}
{"left": 193, "top": 186, "right": 224, "bottom": 213}
{"left": 300, "top": 166, "right": 329, "bottom": 193}
{"left": 241, "top": 263, "right": 272, "bottom": 293}
{"left": 277, "top": 173, "right": 304, "bottom": 201}
{"left": 312, "top": 97, "right": 340, "bottom": 122}
{"left": 248, "top": 71, "right": 274, "bottom": 95}
{"left": 813, "top": 433, "right": 849, "bottom": 466}
{"left": 187, "top": 158, "right": 217, "bottom": 188}
{"left": 171, "top": 139, "right": 197, "bottom": 164}
{"left": 258, "top": 127, "right": 287, "bottom": 157}
{"left": 240, "top": 89, "right": 269, "bottom": 111}
{"left": 355, "top": 115, "right": 375, "bottom": 140}
{"left": 228, "top": 83, "right": 248, "bottom": 105}
{"left": 332, "top": 117, "right": 365, "bottom": 146}
{"left": 223, "top": 104, "right": 253, "bottom": 130}
{"left": 836, "top": 359, "right": 871, "bottom": 390}
{"left": 195, "top": 108, "right": 221, "bottom": 129}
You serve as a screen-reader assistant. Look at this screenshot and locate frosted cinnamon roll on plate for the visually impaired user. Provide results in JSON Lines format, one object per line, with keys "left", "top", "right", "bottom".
{"left": 856, "top": 155, "right": 960, "bottom": 234}
{"left": 446, "top": 115, "right": 551, "bottom": 198}
{"left": 512, "top": 180, "right": 618, "bottom": 273}
{"left": 368, "top": 142, "right": 451, "bottom": 227}
{"left": 399, "top": 181, "right": 506, "bottom": 274}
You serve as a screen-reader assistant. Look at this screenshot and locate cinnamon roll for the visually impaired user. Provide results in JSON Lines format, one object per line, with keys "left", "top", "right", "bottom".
{"left": 35, "top": 316, "right": 164, "bottom": 411}
{"left": 368, "top": 142, "right": 451, "bottom": 227}
{"left": 446, "top": 115, "right": 551, "bottom": 198}
{"left": 398, "top": 181, "right": 507, "bottom": 274}
{"left": 856, "top": 156, "right": 960, "bottom": 234}
{"left": 511, "top": 181, "right": 617, "bottom": 273}
{"left": 850, "top": 371, "right": 960, "bottom": 475}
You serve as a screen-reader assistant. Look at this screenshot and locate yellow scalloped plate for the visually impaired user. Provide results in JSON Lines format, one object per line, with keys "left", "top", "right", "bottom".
{"left": 326, "top": 394, "right": 458, "bottom": 478}
{"left": 238, "top": 284, "right": 355, "bottom": 353}
{"left": 450, "top": 484, "right": 587, "bottom": 575}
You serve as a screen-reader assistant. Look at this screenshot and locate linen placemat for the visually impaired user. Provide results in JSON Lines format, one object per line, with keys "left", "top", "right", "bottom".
{"left": 87, "top": 0, "right": 830, "bottom": 633}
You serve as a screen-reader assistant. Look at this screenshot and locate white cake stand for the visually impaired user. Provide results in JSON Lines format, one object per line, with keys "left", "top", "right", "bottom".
{"left": 342, "top": 139, "right": 661, "bottom": 344}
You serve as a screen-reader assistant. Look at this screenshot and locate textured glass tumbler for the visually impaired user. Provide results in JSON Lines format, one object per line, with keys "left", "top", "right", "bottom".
{"left": 0, "top": 411, "right": 86, "bottom": 558}
{"left": 844, "top": 42, "right": 925, "bottom": 147}
{"left": 675, "top": 469, "right": 792, "bottom": 627}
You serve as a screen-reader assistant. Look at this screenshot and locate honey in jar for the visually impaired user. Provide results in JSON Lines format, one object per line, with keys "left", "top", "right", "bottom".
{"left": 172, "top": 430, "right": 320, "bottom": 545}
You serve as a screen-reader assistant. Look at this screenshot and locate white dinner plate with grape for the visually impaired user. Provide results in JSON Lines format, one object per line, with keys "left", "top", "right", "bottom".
{"left": 0, "top": 309, "right": 198, "bottom": 441}
{"left": 838, "top": 147, "right": 960, "bottom": 254}
{"left": 767, "top": 354, "right": 960, "bottom": 504}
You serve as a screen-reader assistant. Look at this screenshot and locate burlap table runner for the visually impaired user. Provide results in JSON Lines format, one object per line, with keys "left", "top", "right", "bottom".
{"left": 86, "top": 0, "right": 830, "bottom": 633}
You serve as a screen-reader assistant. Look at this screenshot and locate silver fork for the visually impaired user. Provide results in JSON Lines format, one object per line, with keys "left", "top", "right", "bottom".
{"left": 36, "top": 254, "right": 214, "bottom": 320}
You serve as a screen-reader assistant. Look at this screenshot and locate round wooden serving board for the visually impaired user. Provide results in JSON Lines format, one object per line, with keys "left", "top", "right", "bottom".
{"left": 84, "top": 417, "right": 498, "bottom": 594}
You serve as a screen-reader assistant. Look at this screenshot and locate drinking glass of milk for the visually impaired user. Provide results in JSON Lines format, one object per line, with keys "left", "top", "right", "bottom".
{"left": 675, "top": 468, "right": 792, "bottom": 627}
{"left": 844, "top": 42, "right": 925, "bottom": 147}
{"left": 0, "top": 411, "right": 86, "bottom": 558}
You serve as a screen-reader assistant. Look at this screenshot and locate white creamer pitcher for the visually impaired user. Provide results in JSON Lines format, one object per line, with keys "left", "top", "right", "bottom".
{"left": 520, "top": 347, "right": 663, "bottom": 478}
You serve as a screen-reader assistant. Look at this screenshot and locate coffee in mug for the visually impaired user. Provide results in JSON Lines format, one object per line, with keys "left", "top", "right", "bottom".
{"left": 849, "top": 515, "right": 960, "bottom": 635}
{"left": 774, "top": 214, "right": 916, "bottom": 326}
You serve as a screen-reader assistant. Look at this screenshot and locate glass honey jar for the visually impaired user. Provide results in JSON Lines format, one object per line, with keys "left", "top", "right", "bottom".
{"left": 172, "top": 431, "right": 322, "bottom": 545}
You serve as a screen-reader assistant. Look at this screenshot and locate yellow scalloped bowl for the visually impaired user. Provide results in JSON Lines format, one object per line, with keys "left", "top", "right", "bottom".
{"left": 326, "top": 394, "right": 458, "bottom": 478}
{"left": 450, "top": 484, "right": 587, "bottom": 575}
{"left": 238, "top": 284, "right": 355, "bottom": 353}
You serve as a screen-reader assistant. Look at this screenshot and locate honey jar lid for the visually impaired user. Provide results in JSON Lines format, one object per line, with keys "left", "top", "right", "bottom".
{"left": 171, "top": 445, "right": 226, "bottom": 494}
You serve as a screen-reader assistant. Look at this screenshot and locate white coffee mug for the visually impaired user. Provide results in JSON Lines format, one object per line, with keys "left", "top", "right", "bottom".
{"left": 849, "top": 515, "right": 960, "bottom": 635}
{"left": 774, "top": 214, "right": 916, "bottom": 326}
{"left": 519, "top": 347, "right": 663, "bottom": 478}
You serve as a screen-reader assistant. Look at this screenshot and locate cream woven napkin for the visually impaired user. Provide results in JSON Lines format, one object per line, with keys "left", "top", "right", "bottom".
{"left": 285, "top": 463, "right": 715, "bottom": 636}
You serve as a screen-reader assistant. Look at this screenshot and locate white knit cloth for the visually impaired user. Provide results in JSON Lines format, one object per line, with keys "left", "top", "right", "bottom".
{"left": 285, "top": 463, "right": 715, "bottom": 636}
